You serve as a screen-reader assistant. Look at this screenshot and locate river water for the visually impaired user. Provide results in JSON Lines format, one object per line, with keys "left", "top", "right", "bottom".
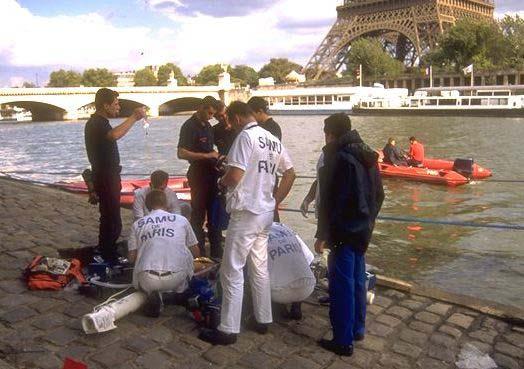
{"left": 1, "top": 115, "right": 523, "bottom": 309}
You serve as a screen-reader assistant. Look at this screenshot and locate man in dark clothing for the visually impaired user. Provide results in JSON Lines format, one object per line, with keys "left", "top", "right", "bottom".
{"left": 247, "top": 96, "right": 282, "bottom": 140}
{"left": 212, "top": 101, "right": 236, "bottom": 156}
{"left": 85, "top": 88, "right": 146, "bottom": 263}
{"left": 315, "top": 113, "right": 384, "bottom": 357}
{"left": 247, "top": 96, "right": 282, "bottom": 221}
{"left": 382, "top": 137, "right": 407, "bottom": 166}
{"left": 177, "top": 96, "right": 222, "bottom": 258}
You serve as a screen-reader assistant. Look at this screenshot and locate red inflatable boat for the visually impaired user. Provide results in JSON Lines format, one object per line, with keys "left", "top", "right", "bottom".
{"left": 56, "top": 176, "right": 191, "bottom": 207}
{"left": 377, "top": 152, "right": 492, "bottom": 186}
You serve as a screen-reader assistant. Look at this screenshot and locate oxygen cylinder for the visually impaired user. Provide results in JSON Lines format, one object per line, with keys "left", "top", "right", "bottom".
{"left": 81, "top": 291, "right": 147, "bottom": 334}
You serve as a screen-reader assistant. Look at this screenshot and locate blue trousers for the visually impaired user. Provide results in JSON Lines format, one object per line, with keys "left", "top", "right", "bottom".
{"left": 328, "top": 245, "right": 366, "bottom": 345}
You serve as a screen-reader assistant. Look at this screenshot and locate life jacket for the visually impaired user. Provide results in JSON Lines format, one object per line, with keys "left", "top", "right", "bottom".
{"left": 25, "top": 256, "right": 86, "bottom": 290}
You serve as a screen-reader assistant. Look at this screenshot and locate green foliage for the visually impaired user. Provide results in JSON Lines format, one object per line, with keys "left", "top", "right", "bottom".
{"left": 81, "top": 68, "right": 117, "bottom": 87}
{"left": 133, "top": 68, "right": 157, "bottom": 86}
{"left": 345, "top": 38, "right": 404, "bottom": 80}
{"left": 426, "top": 18, "right": 507, "bottom": 71}
{"left": 499, "top": 15, "right": 524, "bottom": 69}
{"left": 230, "top": 65, "right": 259, "bottom": 87}
{"left": 258, "top": 58, "right": 303, "bottom": 84}
{"left": 22, "top": 82, "right": 36, "bottom": 88}
{"left": 157, "top": 63, "right": 187, "bottom": 86}
{"left": 47, "top": 69, "right": 82, "bottom": 87}
{"left": 195, "top": 64, "right": 226, "bottom": 85}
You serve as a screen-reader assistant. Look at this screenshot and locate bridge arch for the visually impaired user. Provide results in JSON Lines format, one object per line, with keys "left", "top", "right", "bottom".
{"left": 159, "top": 97, "right": 203, "bottom": 116}
{"left": 1, "top": 101, "right": 66, "bottom": 122}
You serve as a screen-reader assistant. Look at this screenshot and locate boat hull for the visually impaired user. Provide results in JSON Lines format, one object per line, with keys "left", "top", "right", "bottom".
{"left": 423, "top": 159, "right": 492, "bottom": 179}
{"left": 378, "top": 163, "right": 469, "bottom": 186}
{"left": 56, "top": 177, "right": 191, "bottom": 207}
{"left": 352, "top": 107, "right": 524, "bottom": 117}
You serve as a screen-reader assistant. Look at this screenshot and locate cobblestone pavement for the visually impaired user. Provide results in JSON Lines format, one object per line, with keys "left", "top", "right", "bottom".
{"left": 0, "top": 177, "right": 523, "bottom": 369}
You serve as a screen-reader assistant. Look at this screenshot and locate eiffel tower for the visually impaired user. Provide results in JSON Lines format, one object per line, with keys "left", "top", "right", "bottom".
{"left": 304, "top": 0, "right": 494, "bottom": 80}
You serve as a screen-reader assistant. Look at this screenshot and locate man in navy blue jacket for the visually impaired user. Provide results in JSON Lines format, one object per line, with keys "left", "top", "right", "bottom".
{"left": 315, "top": 113, "right": 384, "bottom": 357}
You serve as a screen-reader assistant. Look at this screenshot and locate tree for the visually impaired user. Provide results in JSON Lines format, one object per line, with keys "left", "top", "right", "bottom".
{"left": 82, "top": 68, "right": 117, "bottom": 87}
{"left": 426, "top": 18, "right": 507, "bottom": 71}
{"left": 47, "top": 69, "right": 82, "bottom": 87}
{"left": 22, "top": 82, "right": 36, "bottom": 88}
{"left": 157, "top": 63, "right": 187, "bottom": 86}
{"left": 133, "top": 67, "right": 157, "bottom": 86}
{"left": 195, "top": 64, "right": 226, "bottom": 85}
{"left": 344, "top": 38, "right": 404, "bottom": 80}
{"left": 499, "top": 15, "right": 524, "bottom": 69}
{"left": 230, "top": 65, "right": 259, "bottom": 87}
{"left": 258, "top": 58, "right": 303, "bottom": 84}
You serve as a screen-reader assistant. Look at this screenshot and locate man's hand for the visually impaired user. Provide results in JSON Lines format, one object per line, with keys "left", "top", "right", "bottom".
{"left": 88, "top": 192, "right": 99, "bottom": 205}
{"left": 314, "top": 239, "right": 326, "bottom": 254}
{"left": 132, "top": 107, "right": 147, "bottom": 121}
{"left": 206, "top": 151, "right": 219, "bottom": 160}
{"left": 300, "top": 198, "right": 311, "bottom": 218}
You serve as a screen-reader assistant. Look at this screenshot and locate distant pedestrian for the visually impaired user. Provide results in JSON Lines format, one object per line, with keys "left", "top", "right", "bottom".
{"left": 84, "top": 88, "right": 146, "bottom": 263}
{"left": 199, "top": 101, "right": 295, "bottom": 345}
{"left": 315, "top": 113, "right": 384, "bottom": 357}
{"left": 247, "top": 96, "right": 283, "bottom": 221}
{"left": 177, "top": 96, "right": 222, "bottom": 258}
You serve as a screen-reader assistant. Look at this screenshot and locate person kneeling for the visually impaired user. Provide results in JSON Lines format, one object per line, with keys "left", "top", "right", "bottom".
{"left": 268, "top": 222, "right": 316, "bottom": 321}
{"left": 128, "top": 190, "right": 199, "bottom": 317}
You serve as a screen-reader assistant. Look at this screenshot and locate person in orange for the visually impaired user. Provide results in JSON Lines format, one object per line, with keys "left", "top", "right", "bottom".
{"left": 407, "top": 136, "right": 425, "bottom": 167}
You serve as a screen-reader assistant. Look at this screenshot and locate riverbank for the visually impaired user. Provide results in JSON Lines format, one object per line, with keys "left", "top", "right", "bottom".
{"left": 0, "top": 177, "right": 522, "bottom": 369}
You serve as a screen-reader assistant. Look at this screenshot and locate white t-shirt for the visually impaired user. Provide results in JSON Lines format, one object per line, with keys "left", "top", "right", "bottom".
{"left": 128, "top": 209, "right": 197, "bottom": 288}
{"left": 133, "top": 187, "right": 182, "bottom": 220}
{"left": 268, "top": 222, "right": 315, "bottom": 291}
{"left": 226, "top": 122, "right": 293, "bottom": 214}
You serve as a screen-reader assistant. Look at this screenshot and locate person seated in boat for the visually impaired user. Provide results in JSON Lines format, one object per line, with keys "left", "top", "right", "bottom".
{"left": 133, "top": 170, "right": 190, "bottom": 220}
{"left": 407, "top": 136, "right": 425, "bottom": 167}
{"left": 128, "top": 190, "right": 200, "bottom": 317}
{"left": 382, "top": 137, "right": 407, "bottom": 167}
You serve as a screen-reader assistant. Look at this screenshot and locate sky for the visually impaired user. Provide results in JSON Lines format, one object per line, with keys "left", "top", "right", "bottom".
{"left": 0, "top": 0, "right": 522, "bottom": 87}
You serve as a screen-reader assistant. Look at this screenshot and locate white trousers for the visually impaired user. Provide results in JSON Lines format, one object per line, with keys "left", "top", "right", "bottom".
{"left": 218, "top": 210, "right": 273, "bottom": 334}
{"left": 137, "top": 270, "right": 189, "bottom": 294}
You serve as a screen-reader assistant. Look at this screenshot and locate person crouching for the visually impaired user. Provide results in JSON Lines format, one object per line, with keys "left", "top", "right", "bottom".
{"left": 268, "top": 222, "right": 316, "bottom": 321}
{"left": 128, "top": 190, "right": 200, "bottom": 317}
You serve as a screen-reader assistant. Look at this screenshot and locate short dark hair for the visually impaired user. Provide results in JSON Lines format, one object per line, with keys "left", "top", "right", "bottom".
{"left": 200, "top": 96, "right": 220, "bottom": 110}
{"left": 388, "top": 137, "right": 396, "bottom": 144}
{"left": 150, "top": 170, "right": 169, "bottom": 189}
{"left": 227, "top": 101, "right": 254, "bottom": 120}
{"left": 95, "top": 88, "right": 119, "bottom": 111}
{"left": 409, "top": 136, "right": 416, "bottom": 142}
{"left": 324, "top": 113, "right": 351, "bottom": 138}
{"left": 247, "top": 97, "right": 269, "bottom": 114}
{"left": 145, "top": 189, "right": 167, "bottom": 211}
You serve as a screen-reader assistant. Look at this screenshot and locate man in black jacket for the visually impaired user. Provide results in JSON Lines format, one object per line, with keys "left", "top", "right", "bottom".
{"left": 382, "top": 137, "right": 407, "bottom": 166}
{"left": 315, "top": 113, "right": 384, "bottom": 357}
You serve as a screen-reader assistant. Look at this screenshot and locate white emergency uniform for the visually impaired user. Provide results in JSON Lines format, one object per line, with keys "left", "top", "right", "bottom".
{"left": 132, "top": 187, "right": 183, "bottom": 220}
{"left": 128, "top": 209, "right": 197, "bottom": 294}
{"left": 219, "top": 121, "right": 293, "bottom": 334}
{"left": 268, "top": 223, "right": 316, "bottom": 304}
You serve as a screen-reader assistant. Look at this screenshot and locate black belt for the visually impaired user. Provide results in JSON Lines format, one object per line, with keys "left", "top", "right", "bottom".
{"left": 146, "top": 270, "right": 173, "bottom": 277}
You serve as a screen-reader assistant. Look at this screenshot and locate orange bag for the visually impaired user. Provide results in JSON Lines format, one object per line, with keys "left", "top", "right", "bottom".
{"left": 25, "top": 256, "right": 86, "bottom": 290}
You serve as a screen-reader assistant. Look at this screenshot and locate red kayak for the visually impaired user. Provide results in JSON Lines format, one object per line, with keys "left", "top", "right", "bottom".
{"left": 56, "top": 176, "right": 191, "bottom": 207}
{"left": 423, "top": 158, "right": 492, "bottom": 179}
{"left": 378, "top": 163, "right": 469, "bottom": 186}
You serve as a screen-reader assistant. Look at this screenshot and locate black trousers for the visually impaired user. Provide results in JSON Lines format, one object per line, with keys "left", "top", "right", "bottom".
{"left": 94, "top": 172, "right": 122, "bottom": 260}
{"left": 188, "top": 170, "right": 222, "bottom": 258}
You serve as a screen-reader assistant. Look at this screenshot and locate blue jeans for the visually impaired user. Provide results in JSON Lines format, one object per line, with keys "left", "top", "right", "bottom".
{"left": 328, "top": 245, "right": 366, "bottom": 345}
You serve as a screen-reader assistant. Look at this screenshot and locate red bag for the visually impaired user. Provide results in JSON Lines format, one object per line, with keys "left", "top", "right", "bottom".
{"left": 25, "top": 256, "right": 86, "bottom": 290}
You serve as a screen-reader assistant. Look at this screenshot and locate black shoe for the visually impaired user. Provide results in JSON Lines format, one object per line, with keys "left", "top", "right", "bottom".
{"left": 198, "top": 328, "right": 237, "bottom": 345}
{"left": 318, "top": 339, "right": 353, "bottom": 356}
{"left": 288, "top": 302, "right": 303, "bottom": 320}
{"left": 354, "top": 333, "right": 365, "bottom": 341}
{"left": 247, "top": 318, "right": 269, "bottom": 335}
{"left": 143, "top": 291, "right": 163, "bottom": 318}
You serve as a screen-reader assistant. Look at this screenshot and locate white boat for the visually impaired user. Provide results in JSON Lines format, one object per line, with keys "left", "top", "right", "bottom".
{"left": 353, "top": 85, "right": 524, "bottom": 117}
{"left": 0, "top": 106, "right": 32, "bottom": 123}
{"left": 251, "top": 84, "right": 408, "bottom": 115}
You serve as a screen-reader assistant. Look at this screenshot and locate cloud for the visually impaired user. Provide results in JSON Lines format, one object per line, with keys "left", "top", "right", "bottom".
{"left": 496, "top": 0, "right": 524, "bottom": 13}
{"left": 146, "top": 0, "right": 276, "bottom": 17}
{"left": 9, "top": 76, "right": 25, "bottom": 87}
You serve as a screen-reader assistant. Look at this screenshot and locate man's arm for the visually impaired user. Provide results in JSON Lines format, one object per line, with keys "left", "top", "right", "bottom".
{"left": 177, "top": 147, "right": 219, "bottom": 162}
{"left": 128, "top": 224, "right": 138, "bottom": 264}
{"left": 219, "top": 166, "right": 245, "bottom": 188}
{"left": 132, "top": 190, "right": 145, "bottom": 220}
{"left": 274, "top": 168, "right": 296, "bottom": 205}
{"left": 189, "top": 244, "right": 200, "bottom": 258}
{"left": 106, "top": 107, "right": 145, "bottom": 142}
{"left": 300, "top": 180, "right": 317, "bottom": 217}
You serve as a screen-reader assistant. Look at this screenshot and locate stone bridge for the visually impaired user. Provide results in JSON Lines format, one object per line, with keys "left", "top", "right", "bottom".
{"left": 0, "top": 86, "right": 233, "bottom": 121}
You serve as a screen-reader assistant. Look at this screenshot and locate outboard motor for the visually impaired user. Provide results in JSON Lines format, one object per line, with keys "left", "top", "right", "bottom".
{"left": 453, "top": 158, "right": 474, "bottom": 178}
